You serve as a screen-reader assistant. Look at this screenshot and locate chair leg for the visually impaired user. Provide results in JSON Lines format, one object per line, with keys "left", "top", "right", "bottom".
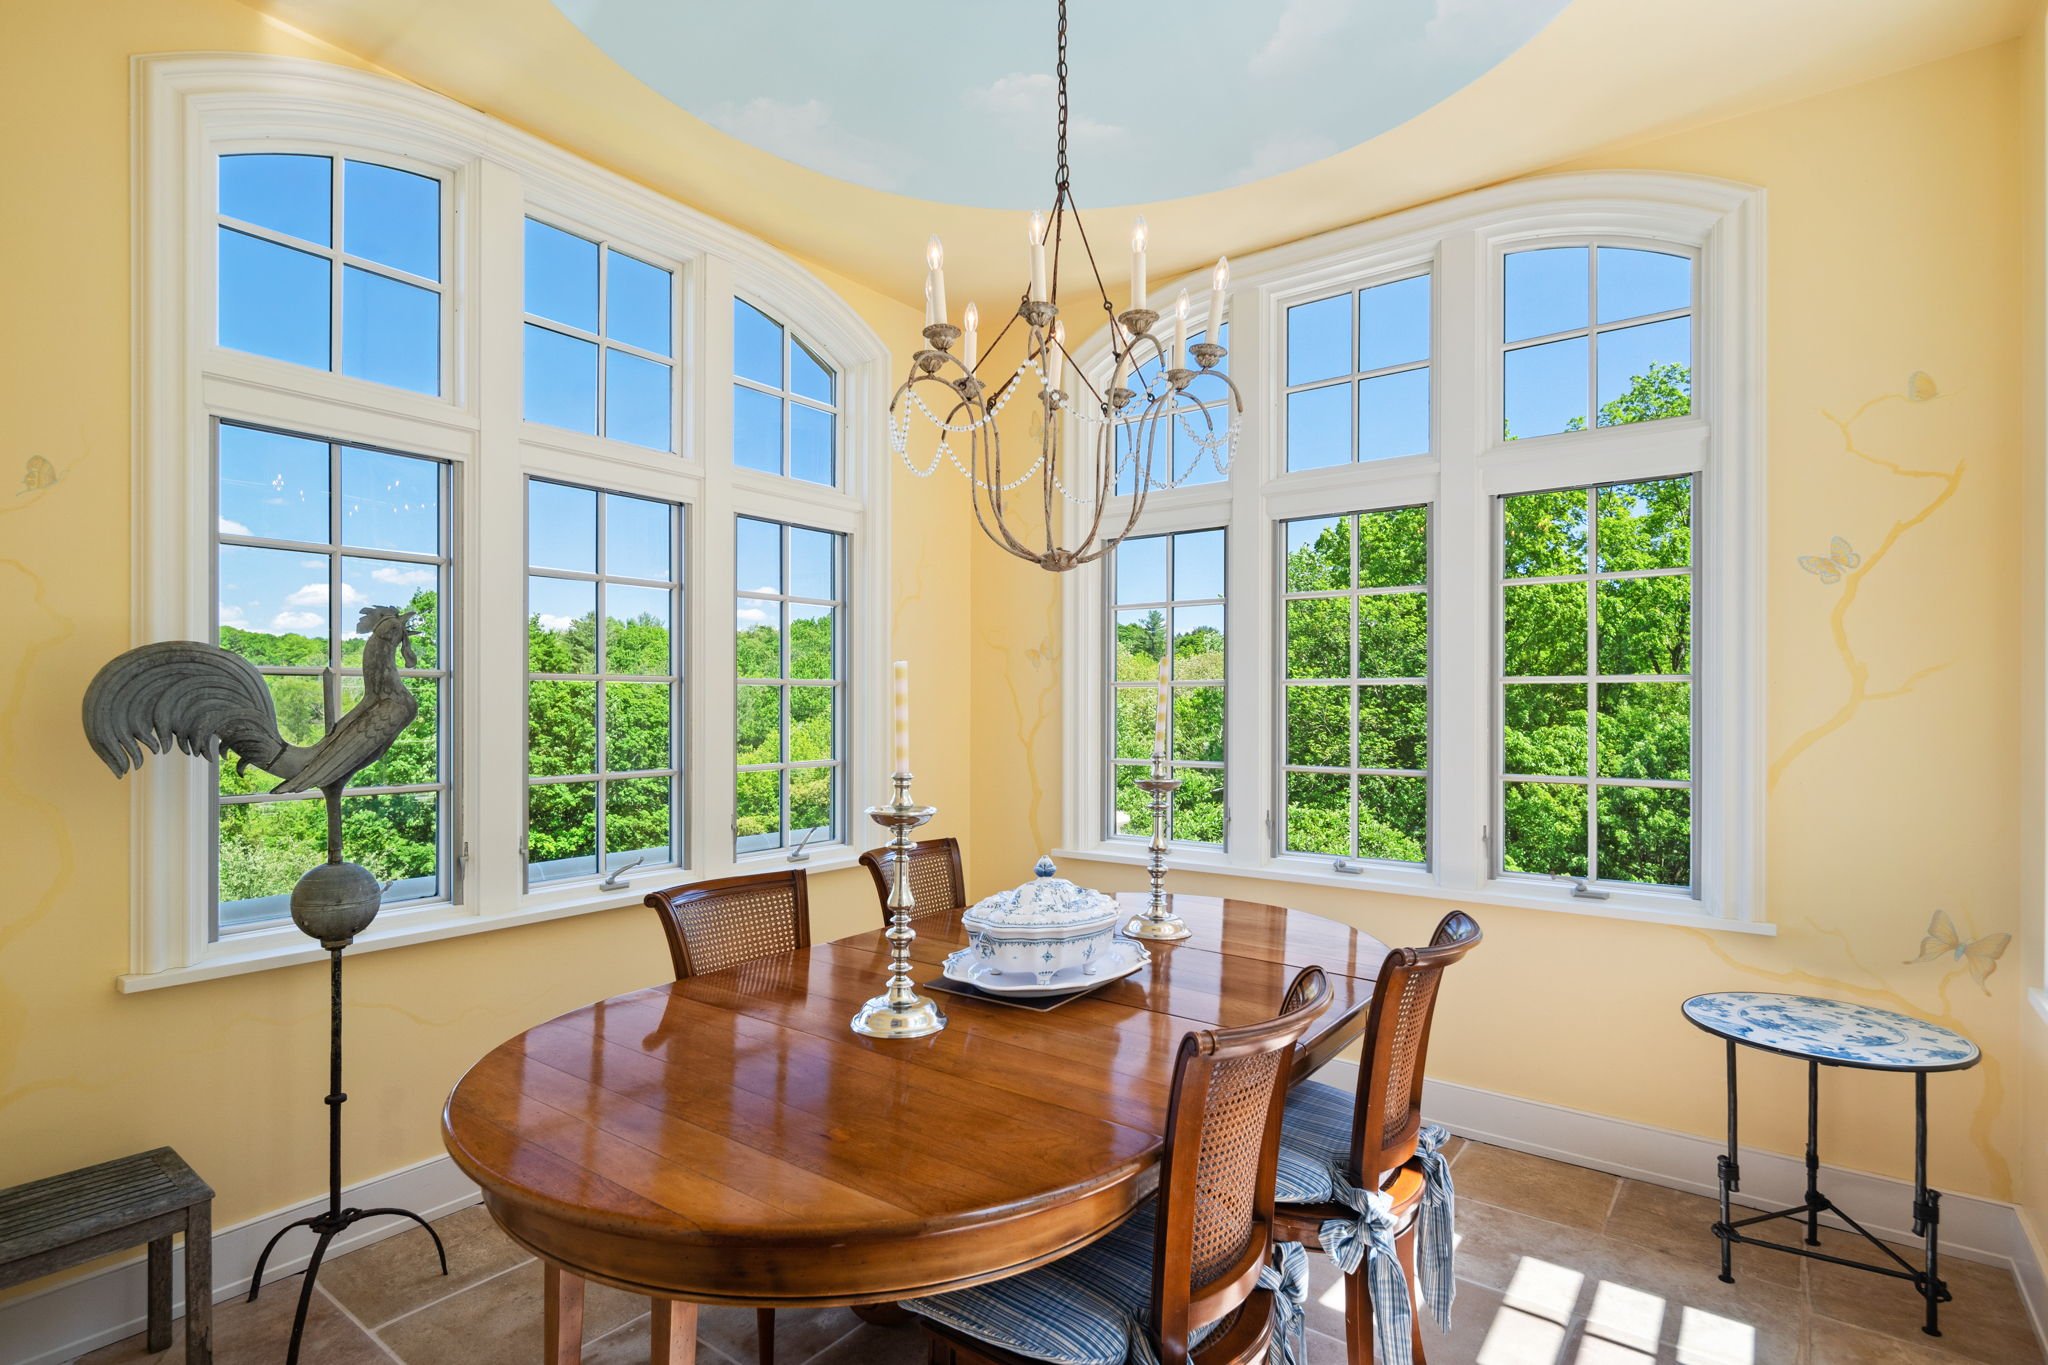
{"left": 1397, "top": 1223, "right": 1428, "bottom": 1365}
{"left": 544, "top": 1264, "right": 585, "bottom": 1365}
{"left": 756, "top": 1307, "right": 775, "bottom": 1364}
{"left": 1343, "top": 1257, "right": 1375, "bottom": 1365}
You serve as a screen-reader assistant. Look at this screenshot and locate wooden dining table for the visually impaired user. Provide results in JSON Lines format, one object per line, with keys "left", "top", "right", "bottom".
{"left": 441, "top": 892, "right": 1390, "bottom": 1363}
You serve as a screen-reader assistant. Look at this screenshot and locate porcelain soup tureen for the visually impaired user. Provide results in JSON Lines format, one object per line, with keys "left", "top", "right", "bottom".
{"left": 961, "top": 856, "right": 1130, "bottom": 987}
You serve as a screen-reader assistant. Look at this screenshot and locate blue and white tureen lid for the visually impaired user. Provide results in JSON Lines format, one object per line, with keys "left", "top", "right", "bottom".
{"left": 963, "top": 856, "right": 1119, "bottom": 933}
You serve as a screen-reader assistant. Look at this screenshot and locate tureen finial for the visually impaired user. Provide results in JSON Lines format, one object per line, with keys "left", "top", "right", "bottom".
{"left": 1033, "top": 854, "right": 1058, "bottom": 879}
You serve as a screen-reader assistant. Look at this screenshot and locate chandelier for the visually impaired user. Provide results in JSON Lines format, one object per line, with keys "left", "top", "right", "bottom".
{"left": 887, "top": 0, "right": 1241, "bottom": 572}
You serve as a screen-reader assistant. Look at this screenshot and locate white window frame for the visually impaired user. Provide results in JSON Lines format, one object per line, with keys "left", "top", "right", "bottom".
{"left": 129, "top": 54, "right": 891, "bottom": 990}
{"left": 1058, "top": 171, "right": 1768, "bottom": 932}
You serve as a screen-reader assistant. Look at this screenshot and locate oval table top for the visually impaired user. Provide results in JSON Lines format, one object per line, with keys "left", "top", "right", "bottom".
{"left": 442, "top": 892, "right": 1388, "bottom": 1307}
{"left": 1681, "top": 991, "right": 1981, "bottom": 1072}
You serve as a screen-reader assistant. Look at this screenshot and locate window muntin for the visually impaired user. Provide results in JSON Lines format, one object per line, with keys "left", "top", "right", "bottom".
{"left": 523, "top": 218, "right": 677, "bottom": 451}
{"left": 1499, "top": 477, "right": 1694, "bottom": 888}
{"left": 1284, "top": 274, "right": 1431, "bottom": 471}
{"left": 736, "top": 516, "right": 844, "bottom": 854}
{"left": 1115, "top": 323, "right": 1231, "bottom": 495}
{"left": 1502, "top": 246, "right": 1693, "bottom": 440}
{"left": 734, "top": 298, "right": 839, "bottom": 486}
{"left": 213, "top": 421, "right": 452, "bottom": 934}
{"left": 524, "top": 479, "right": 684, "bottom": 886}
{"left": 216, "top": 154, "right": 444, "bottom": 395}
{"left": 1109, "top": 529, "right": 1226, "bottom": 845}
{"left": 1280, "top": 507, "right": 1429, "bottom": 865}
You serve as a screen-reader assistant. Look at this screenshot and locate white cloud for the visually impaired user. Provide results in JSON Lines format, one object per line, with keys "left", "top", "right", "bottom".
{"left": 535, "top": 612, "right": 580, "bottom": 633}
{"left": 218, "top": 517, "right": 250, "bottom": 535}
{"left": 370, "top": 564, "right": 437, "bottom": 587}
{"left": 1250, "top": 0, "right": 1354, "bottom": 80}
{"left": 709, "top": 97, "right": 905, "bottom": 191}
{"left": 283, "top": 581, "right": 367, "bottom": 610}
{"left": 735, "top": 605, "right": 771, "bottom": 624}
{"left": 969, "top": 73, "right": 1125, "bottom": 145}
{"left": 219, "top": 604, "right": 248, "bottom": 628}
{"left": 1232, "top": 132, "right": 1342, "bottom": 185}
{"left": 271, "top": 609, "right": 324, "bottom": 632}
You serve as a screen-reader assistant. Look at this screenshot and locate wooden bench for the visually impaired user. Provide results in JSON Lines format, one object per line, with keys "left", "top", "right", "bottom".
{"left": 0, "top": 1147, "right": 213, "bottom": 1362}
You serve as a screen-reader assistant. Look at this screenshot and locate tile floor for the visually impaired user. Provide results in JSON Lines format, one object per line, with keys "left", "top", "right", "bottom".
{"left": 77, "top": 1140, "right": 2041, "bottom": 1364}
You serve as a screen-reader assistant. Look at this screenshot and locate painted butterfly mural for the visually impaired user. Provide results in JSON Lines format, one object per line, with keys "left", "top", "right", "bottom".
{"left": 1905, "top": 909, "right": 2009, "bottom": 994}
{"left": 1798, "top": 536, "right": 1860, "bottom": 584}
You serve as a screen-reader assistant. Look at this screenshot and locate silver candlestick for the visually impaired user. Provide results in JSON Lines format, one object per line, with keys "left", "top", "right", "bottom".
{"left": 851, "top": 771, "right": 948, "bottom": 1038}
{"left": 1123, "top": 748, "right": 1191, "bottom": 941}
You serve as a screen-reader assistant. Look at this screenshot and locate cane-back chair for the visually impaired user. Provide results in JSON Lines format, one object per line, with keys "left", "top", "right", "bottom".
{"left": 857, "top": 836, "right": 966, "bottom": 925}
{"left": 1273, "top": 910, "right": 1481, "bottom": 1365}
{"left": 639, "top": 868, "right": 813, "bottom": 1365}
{"left": 910, "top": 966, "right": 1333, "bottom": 1365}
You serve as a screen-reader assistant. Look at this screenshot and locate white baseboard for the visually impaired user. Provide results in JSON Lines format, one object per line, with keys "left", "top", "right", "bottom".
{"left": 6, "top": 1076, "right": 2044, "bottom": 1362}
{"left": 0, "top": 1154, "right": 481, "bottom": 1365}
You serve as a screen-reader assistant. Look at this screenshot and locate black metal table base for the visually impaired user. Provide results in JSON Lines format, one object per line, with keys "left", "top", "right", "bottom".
{"left": 1714, "top": 1042, "right": 1949, "bottom": 1336}
{"left": 246, "top": 950, "right": 448, "bottom": 1364}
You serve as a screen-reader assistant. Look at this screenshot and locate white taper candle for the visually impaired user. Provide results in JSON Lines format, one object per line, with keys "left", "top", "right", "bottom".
{"left": 962, "top": 302, "right": 979, "bottom": 370}
{"left": 1154, "top": 657, "right": 1169, "bottom": 754}
{"left": 892, "top": 659, "right": 911, "bottom": 776}
{"left": 1205, "top": 257, "right": 1229, "bottom": 350}
{"left": 1130, "top": 216, "right": 1149, "bottom": 312}
{"left": 1172, "top": 289, "right": 1190, "bottom": 371}
{"left": 926, "top": 236, "right": 947, "bottom": 326}
{"left": 1027, "top": 212, "right": 1047, "bottom": 303}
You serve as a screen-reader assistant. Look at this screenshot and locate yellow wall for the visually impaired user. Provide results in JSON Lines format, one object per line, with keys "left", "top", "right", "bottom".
{"left": 972, "top": 39, "right": 2034, "bottom": 1200}
{"left": 0, "top": 0, "right": 974, "bottom": 1296}
{"left": 2018, "top": 0, "right": 2048, "bottom": 1261}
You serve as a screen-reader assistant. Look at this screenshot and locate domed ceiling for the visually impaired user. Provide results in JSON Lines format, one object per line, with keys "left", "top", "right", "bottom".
{"left": 548, "top": 0, "right": 1571, "bottom": 208}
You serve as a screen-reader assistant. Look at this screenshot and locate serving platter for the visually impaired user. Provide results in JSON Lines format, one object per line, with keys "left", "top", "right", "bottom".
{"left": 941, "top": 939, "right": 1150, "bottom": 999}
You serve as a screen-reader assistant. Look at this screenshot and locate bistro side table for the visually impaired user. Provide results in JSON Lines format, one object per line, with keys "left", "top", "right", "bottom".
{"left": 1682, "top": 992, "right": 1980, "bottom": 1338}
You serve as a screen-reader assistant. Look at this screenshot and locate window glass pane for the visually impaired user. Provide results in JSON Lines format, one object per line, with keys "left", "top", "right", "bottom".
{"left": 524, "top": 219, "right": 599, "bottom": 332}
{"left": 1115, "top": 609, "right": 1165, "bottom": 679}
{"left": 736, "top": 770, "right": 783, "bottom": 851}
{"left": 528, "top": 577, "right": 597, "bottom": 672}
{"left": 1357, "top": 593, "right": 1426, "bottom": 678}
{"left": 1286, "top": 294, "right": 1350, "bottom": 385}
{"left": 218, "top": 799, "right": 321, "bottom": 926}
{"left": 1358, "top": 776, "right": 1426, "bottom": 862}
{"left": 736, "top": 684, "right": 780, "bottom": 762}
{"left": 524, "top": 324, "right": 598, "bottom": 433}
{"left": 1502, "top": 781, "right": 1587, "bottom": 876}
{"left": 1114, "top": 688, "right": 1157, "bottom": 760}
{"left": 605, "top": 249, "right": 672, "bottom": 356}
{"left": 1286, "top": 518, "right": 1351, "bottom": 592}
{"left": 219, "top": 228, "right": 330, "bottom": 369}
{"left": 1286, "top": 383, "right": 1351, "bottom": 471}
{"left": 1285, "top": 598, "right": 1349, "bottom": 680}
{"left": 529, "top": 781, "right": 598, "bottom": 880}
{"left": 606, "top": 683, "right": 672, "bottom": 771}
{"left": 1286, "top": 686, "right": 1348, "bottom": 768}
{"left": 1503, "top": 335, "right": 1588, "bottom": 440}
{"left": 343, "top": 161, "right": 438, "bottom": 280}
{"left": 790, "top": 767, "right": 833, "bottom": 842}
{"left": 1172, "top": 530, "right": 1225, "bottom": 600}
{"left": 605, "top": 350, "right": 673, "bottom": 451}
{"left": 219, "top": 425, "right": 327, "bottom": 544}
{"left": 342, "top": 267, "right": 439, "bottom": 395}
{"left": 607, "top": 776, "right": 671, "bottom": 867}
{"left": 1597, "top": 247, "right": 1690, "bottom": 324}
{"left": 1169, "top": 767, "right": 1223, "bottom": 845}
{"left": 1596, "top": 786, "right": 1690, "bottom": 886}
{"left": 1503, "top": 683, "right": 1587, "bottom": 777}
{"left": 1503, "top": 489, "right": 1589, "bottom": 578}
{"left": 1597, "top": 683, "right": 1690, "bottom": 781}
{"left": 1110, "top": 764, "right": 1149, "bottom": 839}
{"left": 1358, "top": 507, "right": 1428, "bottom": 589}
{"left": 345, "top": 676, "right": 439, "bottom": 788}
{"left": 220, "top": 153, "right": 330, "bottom": 245}
{"left": 1286, "top": 773, "right": 1351, "bottom": 856}
{"left": 789, "top": 684, "right": 834, "bottom": 762}
{"left": 1173, "top": 605, "right": 1224, "bottom": 681}
{"left": 341, "top": 447, "right": 441, "bottom": 557}
{"left": 791, "top": 340, "right": 835, "bottom": 405}
{"left": 1359, "top": 275, "right": 1429, "bottom": 371}
{"left": 789, "top": 403, "right": 835, "bottom": 486}
{"left": 1503, "top": 582, "right": 1587, "bottom": 676}
{"left": 528, "top": 679, "right": 597, "bottom": 776}
{"left": 1596, "top": 578, "right": 1691, "bottom": 676}
{"left": 736, "top": 524, "right": 780, "bottom": 605}
{"left": 734, "top": 384, "right": 783, "bottom": 474}
{"left": 218, "top": 544, "right": 330, "bottom": 661}
{"left": 1357, "top": 685, "right": 1426, "bottom": 770}
{"left": 1115, "top": 535, "right": 1167, "bottom": 604}
{"left": 605, "top": 585, "right": 672, "bottom": 674}
{"left": 789, "top": 526, "right": 835, "bottom": 600}
{"left": 1357, "top": 369, "right": 1429, "bottom": 461}
{"left": 528, "top": 480, "right": 597, "bottom": 573}
{"left": 1597, "top": 480, "right": 1691, "bottom": 573}
{"left": 606, "top": 494, "right": 671, "bottom": 582}
{"left": 341, "top": 559, "right": 439, "bottom": 664}
{"left": 789, "top": 603, "right": 834, "bottom": 679}
{"left": 734, "top": 299, "right": 784, "bottom": 387}
{"left": 1504, "top": 246, "right": 1587, "bottom": 342}
{"left": 1596, "top": 317, "right": 1691, "bottom": 427}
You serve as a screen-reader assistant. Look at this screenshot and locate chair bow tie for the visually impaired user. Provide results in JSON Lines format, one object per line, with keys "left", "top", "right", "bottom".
{"left": 1413, "top": 1122, "right": 1457, "bottom": 1333}
{"left": 1318, "top": 1178, "right": 1416, "bottom": 1365}
{"left": 1125, "top": 1241, "right": 1312, "bottom": 1365}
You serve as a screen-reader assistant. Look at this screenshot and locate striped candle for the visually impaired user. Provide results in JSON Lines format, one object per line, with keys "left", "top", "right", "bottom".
{"left": 892, "top": 659, "right": 911, "bottom": 775}
{"left": 1154, "top": 657, "right": 1169, "bottom": 755}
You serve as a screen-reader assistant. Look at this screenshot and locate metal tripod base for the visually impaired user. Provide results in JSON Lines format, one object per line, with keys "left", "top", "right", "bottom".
{"left": 851, "top": 991, "right": 948, "bottom": 1038}
{"left": 248, "top": 1207, "right": 448, "bottom": 1363}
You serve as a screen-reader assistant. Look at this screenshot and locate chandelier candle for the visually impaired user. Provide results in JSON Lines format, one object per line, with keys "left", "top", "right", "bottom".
{"left": 926, "top": 236, "right": 947, "bottom": 325}
{"left": 1028, "top": 212, "right": 1047, "bottom": 303}
{"left": 962, "top": 303, "right": 979, "bottom": 370}
{"left": 1206, "top": 258, "right": 1229, "bottom": 343}
{"left": 1131, "top": 216, "right": 1148, "bottom": 311}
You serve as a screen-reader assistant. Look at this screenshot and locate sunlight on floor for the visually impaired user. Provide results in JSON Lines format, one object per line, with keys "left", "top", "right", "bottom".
{"left": 1458, "top": 1256, "right": 1761, "bottom": 1365}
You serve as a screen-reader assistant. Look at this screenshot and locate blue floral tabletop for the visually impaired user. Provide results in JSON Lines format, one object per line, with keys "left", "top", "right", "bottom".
{"left": 1682, "top": 992, "right": 1980, "bottom": 1071}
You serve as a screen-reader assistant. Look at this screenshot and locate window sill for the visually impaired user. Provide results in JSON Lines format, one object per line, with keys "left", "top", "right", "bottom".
{"left": 116, "top": 850, "right": 863, "bottom": 994}
{"left": 1051, "top": 844, "right": 1776, "bottom": 936}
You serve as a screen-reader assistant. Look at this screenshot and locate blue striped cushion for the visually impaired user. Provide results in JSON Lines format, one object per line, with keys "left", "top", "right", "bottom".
{"left": 1273, "top": 1079, "right": 1353, "bottom": 1205}
{"left": 905, "top": 1202, "right": 1222, "bottom": 1365}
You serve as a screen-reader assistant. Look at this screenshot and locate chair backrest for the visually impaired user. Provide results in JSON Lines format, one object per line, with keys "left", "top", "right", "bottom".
{"left": 1348, "top": 910, "right": 1481, "bottom": 1188}
{"left": 643, "top": 869, "right": 811, "bottom": 980}
{"left": 857, "top": 837, "right": 965, "bottom": 925}
{"left": 1150, "top": 965, "right": 1330, "bottom": 1364}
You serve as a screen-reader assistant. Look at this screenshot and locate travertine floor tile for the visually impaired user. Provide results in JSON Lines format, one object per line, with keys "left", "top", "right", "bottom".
{"left": 1604, "top": 1178, "right": 1804, "bottom": 1288}
{"left": 1804, "top": 1226, "right": 2040, "bottom": 1364}
{"left": 1456, "top": 1141, "right": 1624, "bottom": 1231}
{"left": 76, "top": 1283, "right": 386, "bottom": 1365}
{"left": 317, "top": 1203, "right": 531, "bottom": 1328}
{"left": 375, "top": 1259, "right": 645, "bottom": 1365}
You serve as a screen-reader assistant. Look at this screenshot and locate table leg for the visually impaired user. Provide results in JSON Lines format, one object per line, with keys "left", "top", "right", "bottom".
{"left": 1804, "top": 1060, "right": 1823, "bottom": 1246}
{"left": 147, "top": 1235, "right": 172, "bottom": 1353}
{"left": 185, "top": 1201, "right": 213, "bottom": 1365}
{"left": 651, "top": 1299, "right": 698, "bottom": 1364}
{"left": 1717, "top": 1039, "right": 1739, "bottom": 1284}
{"left": 545, "top": 1264, "right": 585, "bottom": 1365}
{"left": 1914, "top": 1072, "right": 1943, "bottom": 1337}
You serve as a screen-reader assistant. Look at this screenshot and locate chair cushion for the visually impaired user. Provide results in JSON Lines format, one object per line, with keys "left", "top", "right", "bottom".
{"left": 1272, "top": 1078, "right": 1353, "bottom": 1205}
{"left": 906, "top": 1202, "right": 1223, "bottom": 1365}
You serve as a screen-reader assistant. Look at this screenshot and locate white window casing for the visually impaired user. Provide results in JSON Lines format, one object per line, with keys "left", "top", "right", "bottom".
{"left": 1058, "top": 172, "right": 1767, "bottom": 932}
